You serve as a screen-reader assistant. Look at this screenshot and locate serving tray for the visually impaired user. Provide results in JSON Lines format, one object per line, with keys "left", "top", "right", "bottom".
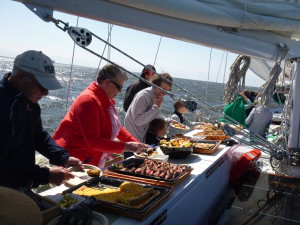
{"left": 107, "top": 158, "right": 191, "bottom": 182}
{"left": 63, "top": 176, "right": 172, "bottom": 220}
{"left": 193, "top": 140, "right": 221, "bottom": 154}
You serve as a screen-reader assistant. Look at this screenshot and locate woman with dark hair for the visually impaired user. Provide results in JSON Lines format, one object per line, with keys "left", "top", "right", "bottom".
{"left": 221, "top": 90, "right": 256, "bottom": 126}
{"left": 53, "top": 64, "right": 147, "bottom": 168}
{"left": 123, "top": 64, "right": 156, "bottom": 112}
{"left": 244, "top": 91, "right": 259, "bottom": 116}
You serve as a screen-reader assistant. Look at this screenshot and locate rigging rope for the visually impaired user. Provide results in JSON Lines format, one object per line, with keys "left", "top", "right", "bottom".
{"left": 255, "top": 45, "right": 289, "bottom": 107}
{"left": 222, "top": 55, "right": 250, "bottom": 103}
{"left": 223, "top": 51, "right": 228, "bottom": 85}
{"left": 153, "top": 36, "right": 162, "bottom": 66}
{"left": 215, "top": 51, "right": 225, "bottom": 83}
{"left": 221, "top": 51, "right": 228, "bottom": 103}
{"left": 94, "top": 24, "right": 114, "bottom": 81}
{"left": 65, "top": 16, "right": 79, "bottom": 114}
{"left": 205, "top": 48, "right": 212, "bottom": 102}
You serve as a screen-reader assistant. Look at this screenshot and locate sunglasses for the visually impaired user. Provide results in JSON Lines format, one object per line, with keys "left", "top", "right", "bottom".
{"left": 110, "top": 80, "right": 123, "bottom": 91}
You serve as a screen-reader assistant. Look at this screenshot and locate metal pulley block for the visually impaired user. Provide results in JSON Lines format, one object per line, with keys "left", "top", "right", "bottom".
{"left": 68, "top": 27, "right": 92, "bottom": 47}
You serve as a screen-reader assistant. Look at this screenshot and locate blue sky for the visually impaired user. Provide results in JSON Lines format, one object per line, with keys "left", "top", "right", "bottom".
{"left": 0, "top": 0, "right": 264, "bottom": 87}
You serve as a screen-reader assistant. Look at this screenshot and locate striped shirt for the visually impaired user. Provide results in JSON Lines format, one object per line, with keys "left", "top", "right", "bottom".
{"left": 245, "top": 106, "right": 273, "bottom": 137}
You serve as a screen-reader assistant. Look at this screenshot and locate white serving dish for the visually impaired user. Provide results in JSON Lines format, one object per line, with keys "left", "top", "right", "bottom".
{"left": 47, "top": 211, "right": 109, "bottom": 225}
{"left": 184, "top": 129, "right": 205, "bottom": 141}
{"left": 66, "top": 164, "right": 102, "bottom": 187}
{"left": 150, "top": 154, "right": 169, "bottom": 161}
{"left": 134, "top": 152, "right": 169, "bottom": 162}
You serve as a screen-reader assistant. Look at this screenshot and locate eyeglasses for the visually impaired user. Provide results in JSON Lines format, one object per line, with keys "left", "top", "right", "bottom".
{"left": 110, "top": 80, "right": 123, "bottom": 91}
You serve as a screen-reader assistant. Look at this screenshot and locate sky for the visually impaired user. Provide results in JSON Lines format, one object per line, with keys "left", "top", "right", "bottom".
{"left": 0, "top": 0, "right": 265, "bottom": 87}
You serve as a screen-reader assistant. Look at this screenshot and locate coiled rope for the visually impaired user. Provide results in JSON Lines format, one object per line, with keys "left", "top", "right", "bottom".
{"left": 222, "top": 55, "right": 251, "bottom": 103}
{"left": 255, "top": 45, "right": 289, "bottom": 107}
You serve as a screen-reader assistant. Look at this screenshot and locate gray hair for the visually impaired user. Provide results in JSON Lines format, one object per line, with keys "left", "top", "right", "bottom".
{"left": 97, "top": 64, "right": 127, "bottom": 84}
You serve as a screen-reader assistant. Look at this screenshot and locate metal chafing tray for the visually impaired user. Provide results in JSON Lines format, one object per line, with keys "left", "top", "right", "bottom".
{"left": 107, "top": 158, "right": 191, "bottom": 182}
{"left": 63, "top": 176, "right": 171, "bottom": 220}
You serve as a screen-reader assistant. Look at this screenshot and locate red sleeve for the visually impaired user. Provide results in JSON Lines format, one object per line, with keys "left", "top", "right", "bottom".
{"left": 76, "top": 95, "right": 124, "bottom": 154}
{"left": 117, "top": 126, "right": 140, "bottom": 143}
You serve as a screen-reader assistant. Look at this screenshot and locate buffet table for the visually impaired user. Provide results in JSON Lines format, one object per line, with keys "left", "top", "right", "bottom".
{"left": 41, "top": 139, "right": 236, "bottom": 225}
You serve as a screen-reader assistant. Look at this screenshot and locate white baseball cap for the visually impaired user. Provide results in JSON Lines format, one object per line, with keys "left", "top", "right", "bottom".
{"left": 14, "top": 50, "right": 63, "bottom": 90}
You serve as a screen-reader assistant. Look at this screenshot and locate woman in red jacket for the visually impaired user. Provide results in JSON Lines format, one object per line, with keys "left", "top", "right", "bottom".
{"left": 53, "top": 64, "right": 147, "bottom": 168}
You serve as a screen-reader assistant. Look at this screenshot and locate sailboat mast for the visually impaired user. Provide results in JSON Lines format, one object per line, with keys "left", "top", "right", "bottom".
{"left": 288, "top": 61, "right": 300, "bottom": 153}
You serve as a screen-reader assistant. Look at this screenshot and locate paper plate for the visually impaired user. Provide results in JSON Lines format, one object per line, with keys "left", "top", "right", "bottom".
{"left": 47, "top": 211, "right": 109, "bottom": 225}
{"left": 170, "top": 122, "right": 190, "bottom": 130}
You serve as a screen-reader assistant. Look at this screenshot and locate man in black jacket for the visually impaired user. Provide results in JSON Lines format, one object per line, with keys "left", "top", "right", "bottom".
{"left": 123, "top": 64, "right": 156, "bottom": 112}
{"left": 0, "top": 50, "right": 83, "bottom": 189}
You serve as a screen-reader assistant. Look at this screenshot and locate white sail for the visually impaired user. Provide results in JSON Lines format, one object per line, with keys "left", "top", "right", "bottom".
{"left": 16, "top": 0, "right": 300, "bottom": 61}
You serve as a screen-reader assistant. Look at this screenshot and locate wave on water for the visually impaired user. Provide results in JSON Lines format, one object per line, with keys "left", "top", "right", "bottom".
{"left": 46, "top": 95, "right": 62, "bottom": 101}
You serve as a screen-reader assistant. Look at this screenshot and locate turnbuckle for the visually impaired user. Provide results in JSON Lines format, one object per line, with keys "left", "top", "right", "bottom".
{"left": 45, "top": 15, "right": 92, "bottom": 47}
{"left": 45, "top": 15, "right": 70, "bottom": 32}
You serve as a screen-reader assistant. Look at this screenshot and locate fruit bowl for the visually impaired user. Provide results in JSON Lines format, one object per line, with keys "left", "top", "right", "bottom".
{"left": 159, "top": 138, "right": 193, "bottom": 159}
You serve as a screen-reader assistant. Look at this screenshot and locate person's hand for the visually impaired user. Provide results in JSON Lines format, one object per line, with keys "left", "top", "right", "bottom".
{"left": 49, "top": 167, "right": 74, "bottom": 186}
{"left": 57, "top": 197, "right": 96, "bottom": 225}
{"left": 154, "top": 94, "right": 164, "bottom": 108}
{"left": 64, "top": 157, "right": 83, "bottom": 170}
{"left": 124, "top": 142, "right": 148, "bottom": 153}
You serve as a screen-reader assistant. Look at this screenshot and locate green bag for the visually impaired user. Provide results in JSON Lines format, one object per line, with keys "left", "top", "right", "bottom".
{"left": 220, "top": 96, "right": 247, "bottom": 127}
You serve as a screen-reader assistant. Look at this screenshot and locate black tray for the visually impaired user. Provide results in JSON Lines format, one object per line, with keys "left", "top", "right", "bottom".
{"left": 108, "top": 158, "right": 191, "bottom": 182}
{"left": 63, "top": 176, "right": 170, "bottom": 213}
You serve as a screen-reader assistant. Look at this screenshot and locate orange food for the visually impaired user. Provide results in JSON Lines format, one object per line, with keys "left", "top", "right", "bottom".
{"left": 87, "top": 169, "right": 101, "bottom": 176}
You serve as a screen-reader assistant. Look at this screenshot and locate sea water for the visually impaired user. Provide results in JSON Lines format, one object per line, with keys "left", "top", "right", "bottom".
{"left": 1, "top": 57, "right": 247, "bottom": 135}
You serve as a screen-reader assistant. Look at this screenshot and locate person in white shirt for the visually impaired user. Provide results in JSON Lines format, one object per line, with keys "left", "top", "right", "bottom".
{"left": 125, "top": 73, "right": 173, "bottom": 142}
{"left": 245, "top": 99, "right": 273, "bottom": 138}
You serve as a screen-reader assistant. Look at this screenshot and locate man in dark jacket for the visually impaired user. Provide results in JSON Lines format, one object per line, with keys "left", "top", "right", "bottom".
{"left": 123, "top": 64, "right": 156, "bottom": 112}
{"left": 0, "top": 50, "right": 83, "bottom": 189}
